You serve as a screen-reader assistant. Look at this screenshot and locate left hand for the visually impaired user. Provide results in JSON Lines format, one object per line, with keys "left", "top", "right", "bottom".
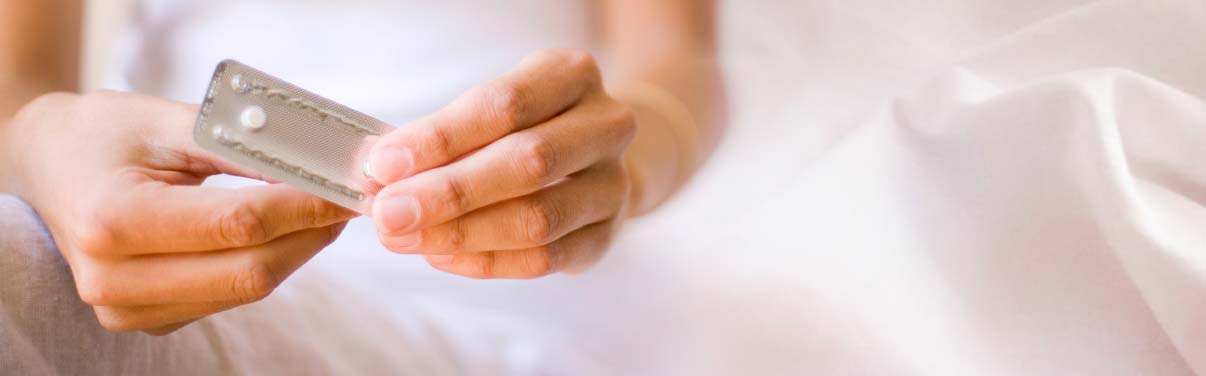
{"left": 2, "top": 91, "right": 354, "bottom": 334}
{"left": 366, "top": 49, "right": 638, "bottom": 279}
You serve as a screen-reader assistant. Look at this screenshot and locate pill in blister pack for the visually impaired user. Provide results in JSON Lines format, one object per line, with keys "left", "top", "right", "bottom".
{"left": 193, "top": 60, "right": 394, "bottom": 214}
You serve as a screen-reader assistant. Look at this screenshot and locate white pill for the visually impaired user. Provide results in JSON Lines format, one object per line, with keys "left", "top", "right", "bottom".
{"left": 240, "top": 106, "right": 267, "bottom": 130}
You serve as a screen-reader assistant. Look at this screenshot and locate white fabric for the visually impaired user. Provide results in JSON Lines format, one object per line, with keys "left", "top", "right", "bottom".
{"left": 4, "top": 0, "right": 1205, "bottom": 374}
{"left": 666, "top": 1, "right": 1206, "bottom": 373}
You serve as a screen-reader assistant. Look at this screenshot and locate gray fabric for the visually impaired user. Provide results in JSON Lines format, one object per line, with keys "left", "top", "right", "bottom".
{"left": 0, "top": 195, "right": 460, "bottom": 375}
{"left": 0, "top": 195, "right": 226, "bottom": 375}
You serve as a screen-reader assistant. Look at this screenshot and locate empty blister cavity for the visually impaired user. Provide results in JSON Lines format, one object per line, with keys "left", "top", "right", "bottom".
{"left": 210, "top": 124, "right": 227, "bottom": 141}
{"left": 362, "top": 160, "right": 375, "bottom": 180}
{"left": 230, "top": 74, "right": 250, "bottom": 94}
{"left": 193, "top": 60, "right": 396, "bottom": 213}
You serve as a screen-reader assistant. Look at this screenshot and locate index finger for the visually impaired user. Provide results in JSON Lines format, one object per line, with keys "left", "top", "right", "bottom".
{"left": 93, "top": 182, "right": 354, "bottom": 255}
{"left": 366, "top": 49, "right": 602, "bottom": 184}
{"left": 100, "top": 91, "right": 270, "bottom": 181}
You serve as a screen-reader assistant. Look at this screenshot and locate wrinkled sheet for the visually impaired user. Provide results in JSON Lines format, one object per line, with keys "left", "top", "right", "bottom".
{"left": 3, "top": 0, "right": 1206, "bottom": 374}
{"left": 648, "top": 1, "right": 1206, "bottom": 374}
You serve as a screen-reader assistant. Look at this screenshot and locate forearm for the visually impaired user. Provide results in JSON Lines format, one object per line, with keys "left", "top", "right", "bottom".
{"left": 0, "top": 82, "right": 54, "bottom": 195}
{"left": 0, "top": 0, "right": 82, "bottom": 193}
{"left": 600, "top": 0, "right": 724, "bottom": 216}
{"left": 0, "top": 0, "right": 81, "bottom": 91}
{"left": 0, "top": 118, "right": 10, "bottom": 194}
{"left": 612, "top": 58, "right": 723, "bottom": 216}
{"left": 0, "top": 88, "right": 29, "bottom": 195}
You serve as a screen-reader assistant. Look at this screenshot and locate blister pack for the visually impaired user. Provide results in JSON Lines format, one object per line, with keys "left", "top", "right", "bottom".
{"left": 193, "top": 60, "right": 393, "bottom": 214}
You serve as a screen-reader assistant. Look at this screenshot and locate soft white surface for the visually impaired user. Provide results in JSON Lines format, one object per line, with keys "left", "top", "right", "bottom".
{"left": 9, "top": 0, "right": 1204, "bottom": 374}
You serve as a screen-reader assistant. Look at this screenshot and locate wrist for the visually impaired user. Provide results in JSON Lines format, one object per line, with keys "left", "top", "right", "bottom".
{"left": 0, "top": 118, "right": 15, "bottom": 195}
{"left": 1, "top": 85, "right": 48, "bottom": 197}
{"left": 620, "top": 152, "right": 648, "bottom": 218}
{"left": 613, "top": 81, "right": 699, "bottom": 216}
{"left": 0, "top": 93, "right": 45, "bottom": 199}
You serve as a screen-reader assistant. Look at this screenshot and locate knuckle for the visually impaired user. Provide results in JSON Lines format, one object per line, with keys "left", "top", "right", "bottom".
{"left": 519, "top": 248, "right": 556, "bottom": 278}
{"left": 94, "top": 307, "right": 141, "bottom": 332}
{"left": 484, "top": 82, "right": 525, "bottom": 130}
{"left": 470, "top": 253, "right": 498, "bottom": 279}
{"left": 230, "top": 260, "right": 278, "bottom": 302}
{"left": 73, "top": 223, "right": 117, "bottom": 258}
{"left": 519, "top": 199, "right": 559, "bottom": 245}
{"left": 305, "top": 197, "right": 347, "bottom": 227}
{"left": 73, "top": 201, "right": 122, "bottom": 256}
{"left": 215, "top": 203, "right": 269, "bottom": 246}
{"left": 440, "top": 254, "right": 497, "bottom": 279}
{"left": 449, "top": 221, "right": 468, "bottom": 250}
{"left": 559, "top": 49, "right": 600, "bottom": 78}
{"left": 417, "top": 124, "right": 453, "bottom": 160}
{"left": 512, "top": 136, "right": 557, "bottom": 185}
{"left": 434, "top": 220, "right": 467, "bottom": 251}
{"left": 432, "top": 176, "right": 469, "bottom": 215}
{"left": 75, "top": 270, "right": 114, "bottom": 306}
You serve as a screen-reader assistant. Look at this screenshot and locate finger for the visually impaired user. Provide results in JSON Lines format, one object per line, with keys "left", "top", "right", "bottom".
{"left": 94, "top": 301, "right": 240, "bottom": 333}
{"left": 116, "top": 92, "right": 266, "bottom": 180}
{"left": 367, "top": 49, "right": 602, "bottom": 183}
{"left": 380, "top": 162, "right": 627, "bottom": 253}
{"left": 76, "top": 222, "right": 345, "bottom": 306}
{"left": 423, "top": 220, "right": 616, "bottom": 279}
{"left": 372, "top": 98, "right": 635, "bottom": 235}
{"left": 92, "top": 182, "right": 353, "bottom": 254}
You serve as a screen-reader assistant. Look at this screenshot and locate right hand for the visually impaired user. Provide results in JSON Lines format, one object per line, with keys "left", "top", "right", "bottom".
{"left": 2, "top": 91, "right": 355, "bottom": 335}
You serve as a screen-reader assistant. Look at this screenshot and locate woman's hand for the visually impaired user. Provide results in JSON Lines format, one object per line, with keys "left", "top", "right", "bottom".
{"left": 2, "top": 91, "right": 354, "bottom": 334}
{"left": 367, "top": 50, "right": 638, "bottom": 278}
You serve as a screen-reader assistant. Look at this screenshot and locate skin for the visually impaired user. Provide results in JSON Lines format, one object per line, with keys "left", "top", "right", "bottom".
{"left": 4, "top": 91, "right": 357, "bottom": 334}
{"left": 368, "top": 1, "right": 724, "bottom": 277}
{"left": 0, "top": 0, "right": 722, "bottom": 334}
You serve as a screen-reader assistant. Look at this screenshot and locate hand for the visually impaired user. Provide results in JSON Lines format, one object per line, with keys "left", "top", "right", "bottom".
{"left": 3, "top": 91, "right": 354, "bottom": 334}
{"left": 367, "top": 50, "right": 637, "bottom": 278}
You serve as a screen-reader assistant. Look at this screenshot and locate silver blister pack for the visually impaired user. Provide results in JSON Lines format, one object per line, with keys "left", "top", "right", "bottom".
{"left": 194, "top": 60, "right": 393, "bottom": 213}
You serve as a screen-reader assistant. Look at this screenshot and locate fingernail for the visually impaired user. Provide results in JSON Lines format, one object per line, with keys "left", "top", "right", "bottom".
{"left": 370, "top": 147, "right": 414, "bottom": 183}
{"left": 427, "top": 255, "right": 455, "bottom": 266}
{"left": 378, "top": 195, "right": 420, "bottom": 233}
{"left": 387, "top": 232, "right": 421, "bottom": 252}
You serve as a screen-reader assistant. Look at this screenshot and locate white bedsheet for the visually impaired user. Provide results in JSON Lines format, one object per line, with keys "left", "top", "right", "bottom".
{"left": 296, "top": 1, "right": 1206, "bottom": 374}
{"left": 4, "top": 0, "right": 1206, "bottom": 374}
{"left": 642, "top": 1, "right": 1206, "bottom": 373}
